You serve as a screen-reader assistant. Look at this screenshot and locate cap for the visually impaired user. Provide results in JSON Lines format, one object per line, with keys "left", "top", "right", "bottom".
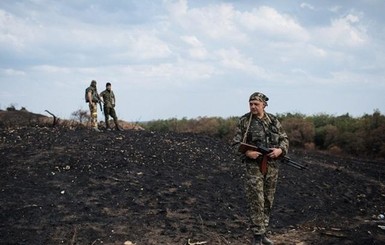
{"left": 249, "top": 92, "right": 269, "bottom": 103}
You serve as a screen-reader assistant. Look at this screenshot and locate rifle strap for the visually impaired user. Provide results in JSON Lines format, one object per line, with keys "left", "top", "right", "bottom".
{"left": 242, "top": 113, "right": 268, "bottom": 174}
{"left": 260, "top": 155, "right": 268, "bottom": 175}
{"left": 242, "top": 113, "right": 253, "bottom": 143}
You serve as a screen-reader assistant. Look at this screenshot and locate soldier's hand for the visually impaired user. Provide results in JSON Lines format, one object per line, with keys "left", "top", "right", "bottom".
{"left": 267, "top": 148, "right": 283, "bottom": 159}
{"left": 245, "top": 150, "right": 261, "bottom": 159}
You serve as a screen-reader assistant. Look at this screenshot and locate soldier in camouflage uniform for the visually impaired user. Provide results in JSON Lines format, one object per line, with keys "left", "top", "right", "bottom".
{"left": 100, "top": 82, "right": 122, "bottom": 131}
{"left": 232, "top": 92, "right": 289, "bottom": 245}
{"left": 86, "top": 80, "right": 101, "bottom": 132}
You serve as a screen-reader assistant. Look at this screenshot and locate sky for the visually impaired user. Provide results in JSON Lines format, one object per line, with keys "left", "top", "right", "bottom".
{"left": 1, "top": 0, "right": 385, "bottom": 122}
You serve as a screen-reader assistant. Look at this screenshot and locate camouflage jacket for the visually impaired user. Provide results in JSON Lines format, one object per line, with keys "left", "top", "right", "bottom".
{"left": 100, "top": 89, "right": 116, "bottom": 108}
{"left": 86, "top": 86, "right": 100, "bottom": 103}
{"left": 232, "top": 112, "right": 289, "bottom": 162}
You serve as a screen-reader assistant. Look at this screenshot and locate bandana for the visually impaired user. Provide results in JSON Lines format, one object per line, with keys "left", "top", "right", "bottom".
{"left": 249, "top": 92, "right": 269, "bottom": 103}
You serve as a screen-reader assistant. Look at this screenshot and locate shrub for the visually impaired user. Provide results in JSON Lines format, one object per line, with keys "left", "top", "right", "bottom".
{"left": 314, "top": 124, "right": 338, "bottom": 149}
{"left": 6, "top": 104, "right": 16, "bottom": 111}
{"left": 336, "top": 131, "right": 365, "bottom": 155}
{"left": 281, "top": 117, "right": 315, "bottom": 147}
{"left": 71, "top": 109, "right": 91, "bottom": 124}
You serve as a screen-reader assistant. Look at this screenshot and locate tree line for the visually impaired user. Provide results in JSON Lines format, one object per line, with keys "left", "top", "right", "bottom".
{"left": 4, "top": 105, "right": 383, "bottom": 158}
{"left": 139, "top": 110, "right": 385, "bottom": 159}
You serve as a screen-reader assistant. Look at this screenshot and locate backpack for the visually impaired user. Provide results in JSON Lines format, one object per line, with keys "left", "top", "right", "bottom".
{"left": 85, "top": 88, "right": 90, "bottom": 102}
{"left": 85, "top": 87, "right": 95, "bottom": 103}
{"left": 85, "top": 87, "right": 100, "bottom": 103}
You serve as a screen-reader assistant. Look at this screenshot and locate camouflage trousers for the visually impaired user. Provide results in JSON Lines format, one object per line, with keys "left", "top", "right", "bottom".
{"left": 89, "top": 103, "right": 98, "bottom": 128}
{"left": 244, "top": 160, "right": 279, "bottom": 235}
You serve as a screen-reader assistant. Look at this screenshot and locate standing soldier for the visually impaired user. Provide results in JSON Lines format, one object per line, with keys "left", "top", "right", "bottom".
{"left": 232, "top": 92, "right": 289, "bottom": 245}
{"left": 100, "top": 82, "right": 123, "bottom": 131}
{"left": 85, "top": 80, "right": 101, "bottom": 132}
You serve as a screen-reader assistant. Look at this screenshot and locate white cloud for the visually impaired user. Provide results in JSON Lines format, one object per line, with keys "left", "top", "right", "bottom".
{"left": 0, "top": 68, "right": 26, "bottom": 76}
{"left": 166, "top": 0, "right": 246, "bottom": 41}
{"left": 51, "top": 25, "right": 172, "bottom": 61}
{"left": 307, "top": 45, "right": 327, "bottom": 58}
{"left": 315, "top": 13, "right": 368, "bottom": 47}
{"left": 0, "top": 5, "right": 172, "bottom": 64}
{"left": 1, "top": 1, "right": 384, "bottom": 119}
{"left": 188, "top": 48, "right": 208, "bottom": 59}
{"left": 329, "top": 5, "right": 342, "bottom": 13}
{"left": 180, "top": 35, "right": 207, "bottom": 59}
{"left": 330, "top": 70, "right": 383, "bottom": 87}
{"left": 180, "top": 35, "right": 202, "bottom": 47}
{"left": 0, "top": 9, "right": 39, "bottom": 51}
{"left": 345, "top": 14, "right": 359, "bottom": 23}
{"left": 135, "top": 61, "right": 215, "bottom": 82}
{"left": 126, "top": 32, "right": 172, "bottom": 60}
{"left": 216, "top": 48, "right": 268, "bottom": 78}
{"left": 165, "top": 0, "right": 188, "bottom": 17}
{"left": 300, "top": 3, "right": 315, "bottom": 10}
{"left": 236, "top": 6, "right": 309, "bottom": 41}
{"left": 31, "top": 65, "right": 72, "bottom": 74}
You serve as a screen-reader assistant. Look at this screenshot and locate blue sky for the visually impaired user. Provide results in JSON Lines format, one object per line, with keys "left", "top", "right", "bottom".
{"left": 1, "top": 0, "right": 384, "bottom": 121}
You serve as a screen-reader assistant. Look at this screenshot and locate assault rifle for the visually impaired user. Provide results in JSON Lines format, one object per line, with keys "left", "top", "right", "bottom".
{"left": 96, "top": 99, "right": 104, "bottom": 112}
{"left": 238, "top": 143, "right": 307, "bottom": 170}
{"left": 93, "top": 93, "right": 104, "bottom": 112}
{"left": 88, "top": 93, "right": 104, "bottom": 112}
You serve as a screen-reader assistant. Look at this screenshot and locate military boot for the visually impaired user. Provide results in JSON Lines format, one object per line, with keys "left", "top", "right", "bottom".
{"left": 262, "top": 234, "right": 274, "bottom": 245}
{"left": 114, "top": 120, "right": 123, "bottom": 131}
{"left": 105, "top": 121, "right": 111, "bottom": 131}
{"left": 252, "top": 235, "right": 263, "bottom": 245}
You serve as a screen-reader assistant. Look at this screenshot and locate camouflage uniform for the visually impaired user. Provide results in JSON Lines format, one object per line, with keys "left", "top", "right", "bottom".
{"left": 85, "top": 80, "right": 100, "bottom": 129}
{"left": 232, "top": 104, "right": 289, "bottom": 236}
{"left": 100, "top": 83, "right": 120, "bottom": 130}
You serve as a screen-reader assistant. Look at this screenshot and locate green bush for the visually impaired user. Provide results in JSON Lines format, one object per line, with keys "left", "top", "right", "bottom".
{"left": 314, "top": 124, "right": 338, "bottom": 149}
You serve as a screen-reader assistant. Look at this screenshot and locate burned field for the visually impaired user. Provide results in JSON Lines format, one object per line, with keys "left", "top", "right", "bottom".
{"left": 1, "top": 126, "right": 384, "bottom": 245}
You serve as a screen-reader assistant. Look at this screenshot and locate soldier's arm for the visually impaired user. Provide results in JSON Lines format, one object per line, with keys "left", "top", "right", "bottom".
{"left": 87, "top": 91, "right": 93, "bottom": 104}
{"left": 112, "top": 91, "right": 116, "bottom": 105}
{"left": 275, "top": 120, "right": 289, "bottom": 156}
{"left": 231, "top": 117, "right": 249, "bottom": 159}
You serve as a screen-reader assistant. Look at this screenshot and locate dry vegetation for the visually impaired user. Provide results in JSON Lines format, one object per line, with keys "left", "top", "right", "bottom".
{"left": 141, "top": 111, "right": 385, "bottom": 159}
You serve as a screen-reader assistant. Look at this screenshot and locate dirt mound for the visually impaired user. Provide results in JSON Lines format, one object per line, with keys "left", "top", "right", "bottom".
{"left": 0, "top": 110, "right": 51, "bottom": 127}
{"left": 0, "top": 126, "right": 384, "bottom": 245}
{"left": 0, "top": 110, "right": 143, "bottom": 130}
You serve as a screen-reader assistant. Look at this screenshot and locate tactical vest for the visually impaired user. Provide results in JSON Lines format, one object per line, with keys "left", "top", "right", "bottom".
{"left": 85, "top": 86, "right": 98, "bottom": 103}
{"left": 241, "top": 112, "right": 282, "bottom": 148}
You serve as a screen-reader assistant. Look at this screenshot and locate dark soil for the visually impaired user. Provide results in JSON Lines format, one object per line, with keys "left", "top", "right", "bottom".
{"left": 1, "top": 126, "right": 385, "bottom": 245}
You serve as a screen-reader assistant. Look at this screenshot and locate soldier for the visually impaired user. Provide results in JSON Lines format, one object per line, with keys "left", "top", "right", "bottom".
{"left": 85, "top": 80, "right": 101, "bottom": 132}
{"left": 232, "top": 92, "right": 289, "bottom": 245}
{"left": 100, "top": 82, "right": 123, "bottom": 131}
